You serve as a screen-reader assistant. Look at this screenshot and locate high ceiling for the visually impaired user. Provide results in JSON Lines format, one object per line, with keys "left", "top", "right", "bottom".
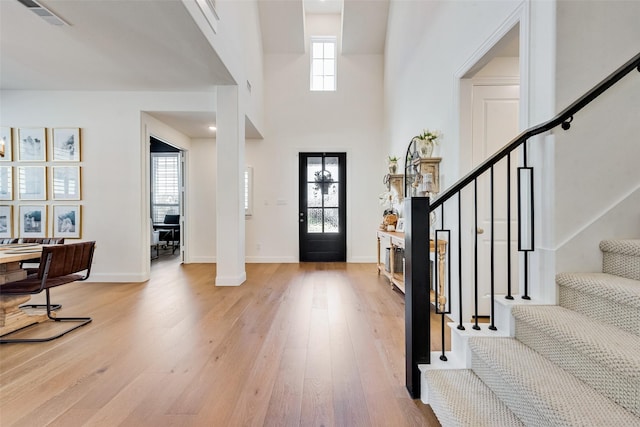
{"left": 259, "top": 0, "right": 389, "bottom": 54}
{"left": 0, "top": 0, "right": 389, "bottom": 138}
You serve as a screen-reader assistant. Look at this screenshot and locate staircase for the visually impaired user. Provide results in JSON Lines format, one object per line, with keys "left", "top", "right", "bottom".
{"left": 423, "top": 239, "right": 640, "bottom": 426}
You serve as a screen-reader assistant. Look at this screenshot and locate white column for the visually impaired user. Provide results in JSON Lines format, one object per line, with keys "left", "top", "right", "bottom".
{"left": 215, "top": 85, "right": 246, "bottom": 286}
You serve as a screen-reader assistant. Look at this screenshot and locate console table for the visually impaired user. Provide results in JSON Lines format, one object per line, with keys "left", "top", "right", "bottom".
{"left": 376, "top": 230, "right": 447, "bottom": 306}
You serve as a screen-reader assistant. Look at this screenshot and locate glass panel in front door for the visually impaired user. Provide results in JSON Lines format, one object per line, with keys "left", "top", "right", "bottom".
{"left": 306, "top": 156, "right": 340, "bottom": 233}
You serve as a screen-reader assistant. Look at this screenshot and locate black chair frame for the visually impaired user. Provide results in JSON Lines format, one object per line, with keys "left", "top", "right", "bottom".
{"left": 0, "top": 242, "right": 95, "bottom": 344}
{"left": 17, "top": 238, "right": 66, "bottom": 312}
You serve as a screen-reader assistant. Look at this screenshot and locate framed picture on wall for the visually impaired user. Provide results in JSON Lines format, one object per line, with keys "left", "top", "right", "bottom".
{"left": 52, "top": 166, "right": 81, "bottom": 200}
{"left": 0, "top": 166, "right": 12, "bottom": 200}
{"left": 53, "top": 205, "right": 81, "bottom": 238}
{"left": 17, "top": 128, "right": 46, "bottom": 161}
{"left": 17, "top": 166, "right": 47, "bottom": 200}
{"left": 19, "top": 205, "right": 47, "bottom": 238}
{"left": 0, "top": 205, "right": 13, "bottom": 238}
{"left": 0, "top": 127, "right": 12, "bottom": 161}
{"left": 52, "top": 128, "right": 81, "bottom": 161}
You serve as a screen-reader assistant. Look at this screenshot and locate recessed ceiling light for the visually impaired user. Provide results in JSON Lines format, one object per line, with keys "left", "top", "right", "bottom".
{"left": 209, "top": 126, "right": 217, "bottom": 131}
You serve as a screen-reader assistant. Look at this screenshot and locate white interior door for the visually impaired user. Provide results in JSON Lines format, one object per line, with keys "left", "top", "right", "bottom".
{"left": 471, "top": 84, "right": 520, "bottom": 316}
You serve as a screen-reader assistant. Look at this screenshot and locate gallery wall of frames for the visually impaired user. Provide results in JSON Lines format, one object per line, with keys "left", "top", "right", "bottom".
{"left": 0, "top": 127, "right": 82, "bottom": 240}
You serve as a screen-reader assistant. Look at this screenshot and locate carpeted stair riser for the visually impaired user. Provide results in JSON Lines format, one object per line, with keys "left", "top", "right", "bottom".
{"left": 470, "top": 350, "right": 549, "bottom": 426}
{"left": 557, "top": 272, "right": 640, "bottom": 337}
{"left": 424, "top": 369, "right": 525, "bottom": 427}
{"left": 469, "top": 337, "right": 640, "bottom": 426}
{"left": 600, "top": 239, "right": 640, "bottom": 281}
{"left": 513, "top": 305, "right": 640, "bottom": 417}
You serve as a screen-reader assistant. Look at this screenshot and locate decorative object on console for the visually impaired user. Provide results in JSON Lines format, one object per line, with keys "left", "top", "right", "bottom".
{"left": 383, "top": 212, "right": 398, "bottom": 231}
{"left": 378, "top": 190, "right": 397, "bottom": 229}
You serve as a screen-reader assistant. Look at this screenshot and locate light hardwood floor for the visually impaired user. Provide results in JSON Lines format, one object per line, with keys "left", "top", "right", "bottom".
{"left": 0, "top": 259, "right": 445, "bottom": 426}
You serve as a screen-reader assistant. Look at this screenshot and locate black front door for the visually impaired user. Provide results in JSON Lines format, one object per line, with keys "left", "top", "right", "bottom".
{"left": 299, "top": 153, "right": 346, "bottom": 262}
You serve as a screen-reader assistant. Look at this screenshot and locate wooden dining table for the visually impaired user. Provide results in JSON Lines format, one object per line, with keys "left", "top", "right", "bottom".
{"left": 0, "top": 244, "right": 48, "bottom": 337}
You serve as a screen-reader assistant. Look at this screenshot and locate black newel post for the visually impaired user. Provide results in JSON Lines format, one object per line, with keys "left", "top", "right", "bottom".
{"left": 404, "top": 196, "right": 431, "bottom": 399}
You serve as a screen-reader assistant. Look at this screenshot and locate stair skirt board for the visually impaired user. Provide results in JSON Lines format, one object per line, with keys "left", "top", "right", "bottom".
{"left": 512, "top": 305, "right": 640, "bottom": 417}
{"left": 469, "top": 337, "right": 640, "bottom": 427}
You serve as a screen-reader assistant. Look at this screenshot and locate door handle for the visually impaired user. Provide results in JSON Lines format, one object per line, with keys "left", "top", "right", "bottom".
{"left": 477, "top": 228, "right": 484, "bottom": 234}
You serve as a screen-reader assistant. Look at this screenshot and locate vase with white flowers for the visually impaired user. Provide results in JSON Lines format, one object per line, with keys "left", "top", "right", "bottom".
{"left": 412, "top": 128, "right": 442, "bottom": 158}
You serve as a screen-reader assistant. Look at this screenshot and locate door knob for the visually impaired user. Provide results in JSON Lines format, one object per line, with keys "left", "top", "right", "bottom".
{"left": 477, "top": 228, "right": 484, "bottom": 234}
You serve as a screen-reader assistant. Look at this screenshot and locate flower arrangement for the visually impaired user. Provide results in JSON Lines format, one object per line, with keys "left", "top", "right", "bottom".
{"left": 388, "top": 156, "right": 399, "bottom": 162}
{"left": 378, "top": 191, "right": 398, "bottom": 208}
{"left": 412, "top": 128, "right": 442, "bottom": 143}
{"left": 412, "top": 128, "right": 442, "bottom": 158}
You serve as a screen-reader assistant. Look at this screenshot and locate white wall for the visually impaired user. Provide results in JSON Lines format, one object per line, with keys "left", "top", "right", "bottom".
{"left": 183, "top": 0, "right": 265, "bottom": 136}
{"left": 553, "top": 0, "right": 640, "bottom": 270}
{"left": 0, "top": 90, "right": 216, "bottom": 282}
{"left": 245, "top": 14, "right": 384, "bottom": 262}
{"left": 384, "top": 0, "right": 525, "bottom": 191}
{"left": 188, "top": 138, "right": 217, "bottom": 263}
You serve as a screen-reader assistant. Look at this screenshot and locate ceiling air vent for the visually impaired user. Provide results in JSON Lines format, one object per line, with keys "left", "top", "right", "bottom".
{"left": 16, "top": 0, "right": 70, "bottom": 26}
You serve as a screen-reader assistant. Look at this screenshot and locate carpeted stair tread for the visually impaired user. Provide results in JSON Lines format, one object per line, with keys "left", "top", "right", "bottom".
{"left": 469, "top": 337, "right": 640, "bottom": 426}
{"left": 557, "top": 272, "right": 640, "bottom": 335}
{"left": 425, "top": 369, "right": 524, "bottom": 427}
{"left": 512, "top": 305, "right": 640, "bottom": 416}
{"left": 512, "top": 304, "right": 640, "bottom": 374}
{"left": 600, "top": 239, "right": 640, "bottom": 257}
{"left": 600, "top": 239, "right": 640, "bottom": 280}
{"left": 557, "top": 272, "right": 640, "bottom": 307}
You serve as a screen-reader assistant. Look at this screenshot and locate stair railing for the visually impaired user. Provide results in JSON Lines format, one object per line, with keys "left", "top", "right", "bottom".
{"left": 403, "top": 51, "right": 640, "bottom": 399}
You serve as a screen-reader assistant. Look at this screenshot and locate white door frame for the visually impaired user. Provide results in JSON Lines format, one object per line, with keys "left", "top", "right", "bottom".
{"left": 450, "top": 4, "right": 530, "bottom": 323}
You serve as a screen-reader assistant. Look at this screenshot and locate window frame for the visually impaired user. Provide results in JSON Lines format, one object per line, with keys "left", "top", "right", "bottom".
{"left": 310, "top": 36, "right": 337, "bottom": 92}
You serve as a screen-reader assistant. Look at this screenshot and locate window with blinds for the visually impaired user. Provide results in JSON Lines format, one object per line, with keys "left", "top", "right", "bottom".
{"left": 151, "top": 153, "right": 179, "bottom": 223}
{"left": 245, "top": 167, "right": 253, "bottom": 216}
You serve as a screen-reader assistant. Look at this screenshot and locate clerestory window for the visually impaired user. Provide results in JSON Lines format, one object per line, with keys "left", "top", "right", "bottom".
{"left": 310, "top": 37, "right": 336, "bottom": 91}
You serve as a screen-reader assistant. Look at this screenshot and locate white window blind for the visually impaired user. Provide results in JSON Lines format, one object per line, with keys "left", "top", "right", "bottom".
{"left": 245, "top": 167, "right": 253, "bottom": 217}
{"left": 151, "top": 153, "right": 179, "bottom": 223}
{"left": 310, "top": 37, "right": 337, "bottom": 91}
